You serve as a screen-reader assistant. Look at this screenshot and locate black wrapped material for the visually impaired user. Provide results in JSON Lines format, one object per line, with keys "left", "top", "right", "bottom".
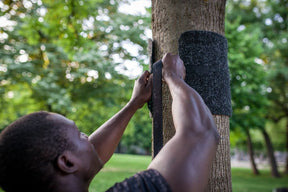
{"left": 147, "top": 60, "right": 163, "bottom": 157}
{"left": 178, "top": 31, "right": 232, "bottom": 116}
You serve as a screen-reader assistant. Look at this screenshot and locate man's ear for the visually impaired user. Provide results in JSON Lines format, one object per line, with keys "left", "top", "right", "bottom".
{"left": 56, "top": 151, "right": 79, "bottom": 173}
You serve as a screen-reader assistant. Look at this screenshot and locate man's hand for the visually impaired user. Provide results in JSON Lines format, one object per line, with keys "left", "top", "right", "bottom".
{"left": 162, "top": 53, "right": 186, "bottom": 82}
{"left": 89, "top": 70, "right": 152, "bottom": 164}
{"left": 129, "top": 71, "right": 152, "bottom": 109}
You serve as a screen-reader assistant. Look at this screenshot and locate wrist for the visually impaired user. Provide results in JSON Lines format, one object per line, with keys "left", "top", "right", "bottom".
{"left": 163, "top": 71, "right": 183, "bottom": 84}
{"left": 126, "top": 99, "right": 141, "bottom": 111}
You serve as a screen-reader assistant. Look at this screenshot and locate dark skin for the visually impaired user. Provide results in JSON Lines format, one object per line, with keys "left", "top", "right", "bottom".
{"left": 45, "top": 53, "right": 219, "bottom": 192}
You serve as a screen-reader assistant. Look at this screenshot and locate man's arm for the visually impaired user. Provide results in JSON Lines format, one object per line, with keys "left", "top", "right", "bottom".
{"left": 89, "top": 71, "right": 152, "bottom": 164}
{"left": 148, "top": 53, "right": 219, "bottom": 192}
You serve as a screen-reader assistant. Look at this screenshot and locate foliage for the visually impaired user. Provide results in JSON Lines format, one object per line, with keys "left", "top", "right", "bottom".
{"left": 0, "top": 0, "right": 152, "bottom": 150}
{"left": 121, "top": 106, "right": 152, "bottom": 154}
{"left": 226, "top": 0, "right": 288, "bottom": 152}
{"left": 225, "top": 13, "right": 269, "bottom": 148}
{"left": 262, "top": 0, "right": 288, "bottom": 124}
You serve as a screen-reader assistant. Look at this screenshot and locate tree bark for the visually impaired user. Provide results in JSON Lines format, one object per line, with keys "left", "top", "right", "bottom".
{"left": 246, "top": 129, "right": 260, "bottom": 175}
{"left": 261, "top": 129, "right": 281, "bottom": 177}
{"left": 206, "top": 115, "right": 232, "bottom": 192}
{"left": 151, "top": 0, "right": 231, "bottom": 191}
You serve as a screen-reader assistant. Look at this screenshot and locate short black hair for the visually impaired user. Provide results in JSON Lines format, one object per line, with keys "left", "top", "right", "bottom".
{"left": 0, "top": 111, "right": 75, "bottom": 192}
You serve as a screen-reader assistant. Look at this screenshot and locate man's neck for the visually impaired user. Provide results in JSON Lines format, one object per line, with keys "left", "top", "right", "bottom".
{"left": 53, "top": 175, "right": 89, "bottom": 192}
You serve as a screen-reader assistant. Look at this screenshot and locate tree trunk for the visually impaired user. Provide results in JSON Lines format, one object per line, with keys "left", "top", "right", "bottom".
{"left": 151, "top": 0, "right": 231, "bottom": 191}
{"left": 261, "top": 129, "right": 281, "bottom": 177}
{"left": 207, "top": 115, "right": 232, "bottom": 192}
{"left": 246, "top": 129, "right": 260, "bottom": 175}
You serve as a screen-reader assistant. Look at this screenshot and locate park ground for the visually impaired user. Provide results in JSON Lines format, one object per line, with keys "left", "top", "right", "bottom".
{"left": 0, "top": 153, "right": 287, "bottom": 192}
{"left": 89, "top": 153, "right": 288, "bottom": 192}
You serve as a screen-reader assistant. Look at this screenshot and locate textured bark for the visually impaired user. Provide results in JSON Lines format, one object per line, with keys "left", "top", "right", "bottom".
{"left": 206, "top": 116, "right": 232, "bottom": 192}
{"left": 246, "top": 129, "right": 260, "bottom": 175}
{"left": 261, "top": 129, "right": 281, "bottom": 178}
{"left": 151, "top": 0, "right": 232, "bottom": 191}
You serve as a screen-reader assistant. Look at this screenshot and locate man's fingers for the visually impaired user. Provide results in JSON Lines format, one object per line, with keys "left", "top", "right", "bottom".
{"left": 139, "top": 70, "right": 148, "bottom": 80}
{"left": 146, "top": 73, "right": 153, "bottom": 88}
{"left": 138, "top": 70, "right": 150, "bottom": 84}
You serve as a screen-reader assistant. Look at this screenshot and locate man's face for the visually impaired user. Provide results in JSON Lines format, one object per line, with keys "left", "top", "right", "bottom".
{"left": 48, "top": 113, "right": 103, "bottom": 181}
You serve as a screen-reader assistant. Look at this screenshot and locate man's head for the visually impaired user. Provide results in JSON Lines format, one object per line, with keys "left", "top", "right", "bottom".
{"left": 0, "top": 111, "right": 102, "bottom": 192}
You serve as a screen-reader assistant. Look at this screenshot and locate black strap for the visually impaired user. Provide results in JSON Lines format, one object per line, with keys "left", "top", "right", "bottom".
{"left": 147, "top": 60, "right": 163, "bottom": 158}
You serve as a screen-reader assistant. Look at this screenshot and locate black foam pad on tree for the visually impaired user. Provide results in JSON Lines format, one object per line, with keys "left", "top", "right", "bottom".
{"left": 178, "top": 31, "right": 232, "bottom": 116}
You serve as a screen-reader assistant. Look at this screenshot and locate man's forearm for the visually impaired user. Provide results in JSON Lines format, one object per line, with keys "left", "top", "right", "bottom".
{"left": 88, "top": 101, "right": 138, "bottom": 164}
{"left": 165, "top": 76, "right": 215, "bottom": 134}
{"left": 89, "top": 71, "right": 152, "bottom": 164}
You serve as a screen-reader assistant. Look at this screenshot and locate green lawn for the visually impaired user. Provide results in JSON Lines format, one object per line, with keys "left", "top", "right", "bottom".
{"left": 91, "top": 154, "right": 288, "bottom": 192}
{"left": 231, "top": 168, "right": 288, "bottom": 192}
{"left": 0, "top": 153, "right": 287, "bottom": 192}
{"left": 90, "top": 154, "right": 152, "bottom": 192}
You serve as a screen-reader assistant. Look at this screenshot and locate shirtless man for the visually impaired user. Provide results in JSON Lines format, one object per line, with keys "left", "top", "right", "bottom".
{"left": 0, "top": 53, "right": 219, "bottom": 192}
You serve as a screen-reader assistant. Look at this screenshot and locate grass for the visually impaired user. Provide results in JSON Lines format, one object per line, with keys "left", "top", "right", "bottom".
{"left": 89, "top": 154, "right": 151, "bottom": 192}
{"left": 231, "top": 168, "right": 288, "bottom": 192}
{"left": 0, "top": 153, "right": 287, "bottom": 192}
{"left": 91, "top": 154, "right": 288, "bottom": 192}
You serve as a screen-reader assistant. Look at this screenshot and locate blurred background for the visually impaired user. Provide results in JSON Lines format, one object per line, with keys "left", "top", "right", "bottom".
{"left": 0, "top": 0, "right": 287, "bottom": 191}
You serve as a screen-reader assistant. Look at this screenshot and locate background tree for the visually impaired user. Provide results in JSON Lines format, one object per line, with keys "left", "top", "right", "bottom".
{"left": 262, "top": 0, "right": 288, "bottom": 175}
{"left": 227, "top": 0, "right": 286, "bottom": 177}
{"left": 225, "top": 15, "right": 267, "bottom": 175}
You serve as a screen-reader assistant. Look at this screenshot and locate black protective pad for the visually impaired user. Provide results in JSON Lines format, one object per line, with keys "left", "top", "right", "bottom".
{"left": 178, "top": 31, "right": 232, "bottom": 116}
